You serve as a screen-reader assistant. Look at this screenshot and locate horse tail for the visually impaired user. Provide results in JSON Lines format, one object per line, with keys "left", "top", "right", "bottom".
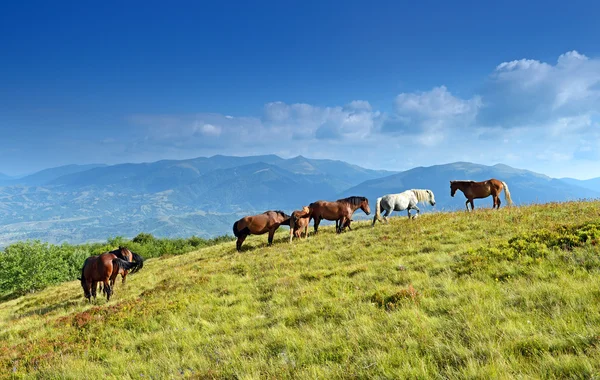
{"left": 501, "top": 181, "right": 513, "bottom": 206}
{"left": 373, "top": 197, "right": 383, "bottom": 225}
{"left": 113, "top": 257, "right": 142, "bottom": 274}
{"left": 79, "top": 260, "right": 86, "bottom": 287}
{"left": 129, "top": 252, "right": 144, "bottom": 274}
{"left": 232, "top": 220, "right": 250, "bottom": 237}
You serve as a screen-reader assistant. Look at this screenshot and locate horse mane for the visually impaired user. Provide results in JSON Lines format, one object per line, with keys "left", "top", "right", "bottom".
{"left": 411, "top": 189, "right": 432, "bottom": 203}
{"left": 268, "top": 210, "right": 290, "bottom": 219}
{"left": 337, "top": 196, "right": 367, "bottom": 206}
{"left": 108, "top": 246, "right": 128, "bottom": 260}
{"left": 451, "top": 180, "right": 475, "bottom": 184}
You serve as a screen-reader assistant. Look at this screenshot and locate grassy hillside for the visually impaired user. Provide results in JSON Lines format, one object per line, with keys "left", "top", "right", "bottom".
{"left": 2, "top": 201, "right": 600, "bottom": 378}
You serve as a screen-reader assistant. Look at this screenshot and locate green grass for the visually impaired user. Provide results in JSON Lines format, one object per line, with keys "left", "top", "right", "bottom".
{"left": 2, "top": 201, "right": 600, "bottom": 379}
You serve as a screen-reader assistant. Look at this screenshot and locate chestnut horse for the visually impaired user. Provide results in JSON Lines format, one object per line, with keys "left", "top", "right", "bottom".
{"left": 308, "top": 196, "right": 371, "bottom": 234}
{"left": 233, "top": 210, "right": 291, "bottom": 251}
{"left": 79, "top": 247, "right": 144, "bottom": 301}
{"left": 450, "top": 179, "right": 513, "bottom": 210}
{"left": 289, "top": 206, "right": 310, "bottom": 242}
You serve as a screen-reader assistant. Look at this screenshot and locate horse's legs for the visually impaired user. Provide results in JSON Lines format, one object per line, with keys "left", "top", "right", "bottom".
{"left": 236, "top": 235, "right": 247, "bottom": 252}
{"left": 122, "top": 271, "right": 127, "bottom": 285}
{"left": 497, "top": 197, "right": 502, "bottom": 209}
{"left": 465, "top": 199, "right": 471, "bottom": 211}
{"left": 470, "top": 199, "right": 475, "bottom": 210}
{"left": 314, "top": 217, "right": 321, "bottom": 233}
{"left": 103, "top": 278, "right": 112, "bottom": 301}
{"left": 84, "top": 279, "right": 93, "bottom": 302}
{"left": 336, "top": 217, "right": 345, "bottom": 233}
{"left": 412, "top": 205, "right": 421, "bottom": 219}
{"left": 91, "top": 281, "right": 98, "bottom": 300}
{"left": 267, "top": 229, "right": 275, "bottom": 245}
{"left": 383, "top": 208, "right": 391, "bottom": 223}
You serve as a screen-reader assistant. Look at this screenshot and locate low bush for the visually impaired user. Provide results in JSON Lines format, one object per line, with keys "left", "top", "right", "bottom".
{"left": 0, "top": 233, "right": 233, "bottom": 298}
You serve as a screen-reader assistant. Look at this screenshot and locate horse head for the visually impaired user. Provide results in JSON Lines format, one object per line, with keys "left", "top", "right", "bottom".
{"left": 427, "top": 190, "right": 436, "bottom": 206}
{"left": 360, "top": 198, "right": 371, "bottom": 215}
{"left": 450, "top": 181, "right": 457, "bottom": 197}
{"left": 119, "top": 246, "right": 133, "bottom": 261}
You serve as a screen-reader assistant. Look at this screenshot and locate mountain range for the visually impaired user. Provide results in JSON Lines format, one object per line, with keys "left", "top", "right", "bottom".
{"left": 0, "top": 155, "right": 598, "bottom": 247}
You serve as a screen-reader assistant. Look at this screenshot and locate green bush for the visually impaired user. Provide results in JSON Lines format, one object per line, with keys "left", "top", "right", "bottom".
{"left": 453, "top": 222, "right": 600, "bottom": 279}
{"left": 0, "top": 233, "right": 234, "bottom": 298}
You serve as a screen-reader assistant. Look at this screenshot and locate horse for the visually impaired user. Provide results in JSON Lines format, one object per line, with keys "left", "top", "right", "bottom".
{"left": 372, "top": 189, "right": 436, "bottom": 226}
{"left": 232, "top": 210, "right": 291, "bottom": 251}
{"left": 450, "top": 179, "right": 513, "bottom": 210}
{"left": 79, "top": 246, "right": 144, "bottom": 302}
{"left": 98, "top": 246, "right": 145, "bottom": 293}
{"left": 308, "top": 196, "right": 371, "bottom": 234}
{"left": 289, "top": 206, "right": 311, "bottom": 242}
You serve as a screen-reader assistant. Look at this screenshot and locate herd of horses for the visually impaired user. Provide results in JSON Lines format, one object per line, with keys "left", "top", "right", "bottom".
{"left": 232, "top": 178, "right": 513, "bottom": 251}
{"left": 78, "top": 178, "right": 512, "bottom": 301}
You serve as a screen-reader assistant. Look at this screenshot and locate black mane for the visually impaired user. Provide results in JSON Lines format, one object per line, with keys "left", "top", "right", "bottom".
{"left": 274, "top": 210, "right": 290, "bottom": 218}
{"left": 108, "top": 246, "right": 127, "bottom": 260}
{"left": 264, "top": 210, "right": 290, "bottom": 219}
{"left": 337, "top": 196, "right": 367, "bottom": 206}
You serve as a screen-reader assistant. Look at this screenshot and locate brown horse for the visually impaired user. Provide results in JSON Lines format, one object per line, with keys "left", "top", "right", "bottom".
{"left": 289, "top": 206, "right": 310, "bottom": 242}
{"left": 79, "top": 247, "right": 144, "bottom": 301}
{"left": 232, "top": 210, "right": 291, "bottom": 251}
{"left": 308, "top": 196, "right": 371, "bottom": 234}
{"left": 98, "top": 247, "right": 145, "bottom": 294}
{"left": 450, "top": 179, "right": 513, "bottom": 210}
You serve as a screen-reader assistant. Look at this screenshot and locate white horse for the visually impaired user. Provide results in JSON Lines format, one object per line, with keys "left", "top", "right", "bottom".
{"left": 372, "top": 189, "right": 436, "bottom": 226}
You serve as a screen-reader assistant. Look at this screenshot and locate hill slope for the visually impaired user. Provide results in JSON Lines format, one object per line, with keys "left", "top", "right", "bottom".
{"left": 2, "top": 201, "right": 600, "bottom": 378}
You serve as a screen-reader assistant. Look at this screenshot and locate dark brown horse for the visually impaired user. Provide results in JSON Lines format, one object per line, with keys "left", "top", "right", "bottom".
{"left": 289, "top": 206, "right": 310, "bottom": 242}
{"left": 98, "top": 247, "right": 145, "bottom": 294}
{"left": 233, "top": 210, "right": 291, "bottom": 251}
{"left": 450, "top": 179, "right": 513, "bottom": 210}
{"left": 308, "top": 196, "right": 370, "bottom": 234}
{"left": 79, "top": 247, "right": 144, "bottom": 301}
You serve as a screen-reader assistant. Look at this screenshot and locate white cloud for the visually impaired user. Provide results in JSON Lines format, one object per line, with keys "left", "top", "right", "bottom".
{"left": 194, "top": 123, "right": 222, "bottom": 137}
{"left": 480, "top": 50, "right": 600, "bottom": 128}
{"left": 125, "top": 51, "right": 600, "bottom": 178}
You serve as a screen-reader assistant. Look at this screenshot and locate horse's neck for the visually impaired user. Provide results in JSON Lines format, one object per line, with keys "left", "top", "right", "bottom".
{"left": 349, "top": 203, "right": 362, "bottom": 212}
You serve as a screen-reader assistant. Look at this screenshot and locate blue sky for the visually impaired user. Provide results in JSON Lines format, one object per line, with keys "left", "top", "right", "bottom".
{"left": 1, "top": 1, "right": 599, "bottom": 178}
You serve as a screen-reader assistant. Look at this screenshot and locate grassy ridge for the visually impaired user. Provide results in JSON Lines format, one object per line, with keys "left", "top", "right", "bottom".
{"left": 1, "top": 201, "right": 600, "bottom": 378}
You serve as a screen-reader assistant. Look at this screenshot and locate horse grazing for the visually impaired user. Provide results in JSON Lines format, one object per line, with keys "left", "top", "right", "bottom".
{"left": 98, "top": 246, "right": 145, "bottom": 293}
{"left": 372, "top": 189, "right": 436, "bottom": 226}
{"left": 79, "top": 246, "right": 144, "bottom": 302}
{"left": 308, "top": 196, "right": 371, "bottom": 234}
{"left": 232, "top": 210, "right": 291, "bottom": 251}
{"left": 289, "top": 206, "right": 310, "bottom": 242}
{"left": 450, "top": 179, "right": 513, "bottom": 210}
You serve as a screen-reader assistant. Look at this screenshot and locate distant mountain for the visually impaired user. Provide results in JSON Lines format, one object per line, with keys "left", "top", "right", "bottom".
{"left": 0, "top": 164, "right": 107, "bottom": 186}
{"left": 49, "top": 155, "right": 393, "bottom": 193}
{"left": 341, "top": 162, "right": 600, "bottom": 214}
{"left": 560, "top": 177, "right": 600, "bottom": 193}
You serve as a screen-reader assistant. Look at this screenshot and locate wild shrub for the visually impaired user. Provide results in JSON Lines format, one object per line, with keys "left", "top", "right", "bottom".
{"left": 0, "top": 232, "right": 233, "bottom": 298}
{"left": 453, "top": 221, "right": 600, "bottom": 278}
